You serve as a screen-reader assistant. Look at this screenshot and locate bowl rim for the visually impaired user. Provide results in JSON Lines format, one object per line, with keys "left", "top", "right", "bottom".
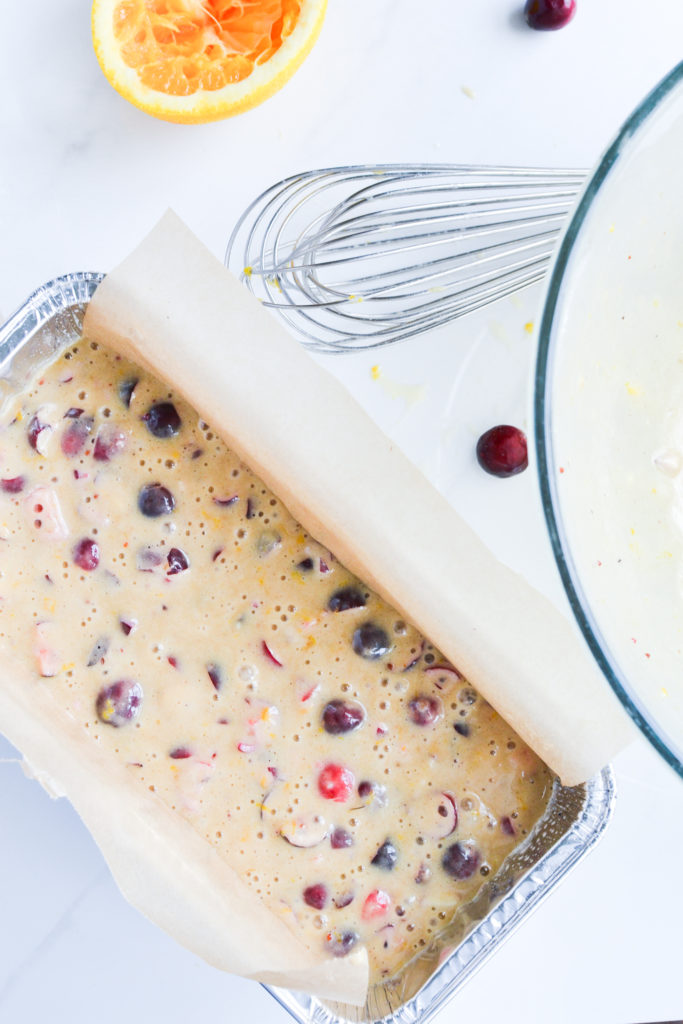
{"left": 534, "top": 60, "right": 683, "bottom": 780}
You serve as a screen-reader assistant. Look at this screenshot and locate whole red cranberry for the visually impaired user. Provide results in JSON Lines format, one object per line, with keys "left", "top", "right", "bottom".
{"left": 476, "top": 425, "right": 528, "bottom": 478}
{"left": 524, "top": 0, "right": 576, "bottom": 30}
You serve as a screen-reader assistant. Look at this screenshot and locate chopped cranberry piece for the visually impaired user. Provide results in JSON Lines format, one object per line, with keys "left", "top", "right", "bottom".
{"left": 118, "top": 377, "right": 138, "bottom": 408}
{"left": 319, "top": 558, "right": 330, "bottom": 574}
{"left": 322, "top": 699, "right": 365, "bottom": 735}
{"left": 357, "top": 780, "right": 387, "bottom": 807}
{"left": 27, "top": 414, "right": 48, "bottom": 451}
{"left": 86, "top": 636, "right": 109, "bottom": 667}
{"left": 63, "top": 407, "right": 84, "bottom": 418}
{"left": 476, "top": 425, "right": 528, "bottom": 477}
{"left": 73, "top": 538, "right": 100, "bottom": 571}
{"left": 213, "top": 494, "right": 238, "bottom": 507}
{"left": 524, "top": 0, "right": 576, "bottom": 30}
{"left": 296, "top": 557, "right": 314, "bottom": 572}
{"left": 318, "top": 763, "right": 354, "bottom": 802}
{"left": 454, "top": 721, "right": 471, "bottom": 737}
{"left": 143, "top": 402, "right": 182, "bottom": 438}
{"left": 442, "top": 841, "right": 481, "bottom": 880}
{"left": 137, "top": 546, "right": 164, "bottom": 572}
{"left": 120, "top": 617, "right": 137, "bottom": 636}
{"left": 61, "top": 416, "right": 93, "bottom": 457}
{"left": 1, "top": 476, "right": 25, "bottom": 494}
{"left": 362, "top": 889, "right": 391, "bottom": 920}
{"left": 352, "top": 622, "right": 391, "bottom": 660}
{"left": 330, "top": 827, "right": 354, "bottom": 849}
{"left": 96, "top": 679, "right": 143, "bottom": 727}
{"left": 407, "top": 694, "right": 442, "bottom": 726}
{"left": 415, "top": 863, "right": 431, "bottom": 884}
{"left": 138, "top": 483, "right": 175, "bottom": 517}
{"left": 333, "top": 891, "right": 354, "bottom": 909}
{"left": 169, "top": 747, "right": 192, "bottom": 759}
{"left": 261, "top": 639, "right": 283, "bottom": 667}
{"left": 94, "top": 424, "right": 126, "bottom": 461}
{"left": 501, "top": 816, "right": 516, "bottom": 836}
{"left": 246, "top": 497, "right": 255, "bottom": 519}
{"left": 167, "top": 547, "right": 189, "bottom": 574}
{"left": 328, "top": 586, "right": 366, "bottom": 612}
{"left": 207, "top": 663, "right": 223, "bottom": 691}
{"left": 303, "top": 883, "right": 328, "bottom": 910}
{"left": 325, "top": 929, "right": 358, "bottom": 958}
{"left": 371, "top": 839, "right": 398, "bottom": 870}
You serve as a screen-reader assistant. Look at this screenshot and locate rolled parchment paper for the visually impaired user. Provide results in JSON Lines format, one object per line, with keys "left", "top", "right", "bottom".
{"left": 84, "top": 211, "right": 632, "bottom": 787}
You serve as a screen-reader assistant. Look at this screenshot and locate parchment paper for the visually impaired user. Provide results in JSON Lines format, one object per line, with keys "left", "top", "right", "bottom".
{"left": 0, "top": 648, "right": 369, "bottom": 1004}
{"left": 0, "top": 211, "right": 633, "bottom": 1007}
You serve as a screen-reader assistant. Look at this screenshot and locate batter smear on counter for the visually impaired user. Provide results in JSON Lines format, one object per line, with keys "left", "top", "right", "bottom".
{"left": 0, "top": 339, "right": 552, "bottom": 982}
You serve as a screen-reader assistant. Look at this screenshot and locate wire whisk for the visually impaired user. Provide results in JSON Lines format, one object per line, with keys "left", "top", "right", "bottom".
{"left": 226, "top": 164, "right": 586, "bottom": 352}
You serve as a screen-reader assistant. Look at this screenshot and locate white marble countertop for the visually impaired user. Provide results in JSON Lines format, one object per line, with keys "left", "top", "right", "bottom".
{"left": 1, "top": 2, "right": 683, "bottom": 1022}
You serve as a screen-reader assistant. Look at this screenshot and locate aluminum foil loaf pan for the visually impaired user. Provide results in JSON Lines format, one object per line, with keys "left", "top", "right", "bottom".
{"left": 0, "top": 273, "right": 616, "bottom": 1024}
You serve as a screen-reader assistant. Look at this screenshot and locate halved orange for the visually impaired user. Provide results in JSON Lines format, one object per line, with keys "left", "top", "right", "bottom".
{"left": 92, "top": 0, "right": 327, "bottom": 123}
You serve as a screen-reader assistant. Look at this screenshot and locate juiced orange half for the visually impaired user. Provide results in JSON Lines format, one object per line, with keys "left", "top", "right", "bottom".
{"left": 92, "top": 0, "right": 327, "bottom": 123}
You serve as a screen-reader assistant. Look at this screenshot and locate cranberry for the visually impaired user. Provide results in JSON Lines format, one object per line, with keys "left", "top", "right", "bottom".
{"left": 1, "top": 476, "right": 25, "bottom": 494}
{"left": 96, "top": 679, "right": 143, "bottom": 727}
{"left": 325, "top": 929, "right": 358, "bottom": 957}
{"left": 169, "top": 747, "right": 192, "bottom": 759}
{"left": 64, "top": 407, "right": 84, "bottom": 418}
{"left": 94, "top": 424, "right": 126, "bottom": 461}
{"left": 296, "top": 557, "right": 314, "bottom": 571}
{"left": 442, "top": 841, "right": 481, "bottom": 880}
{"left": 61, "top": 417, "right": 93, "bottom": 457}
{"left": 371, "top": 838, "right": 398, "bottom": 870}
{"left": 362, "top": 889, "right": 391, "bottom": 920}
{"left": 167, "top": 547, "right": 189, "bottom": 574}
{"left": 501, "top": 816, "right": 516, "bottom": 836}
{"left": 318, "top": 763, "right": 354, "bottom": 802}
{"left": 73, "top": 538, "right": 100, "bottom": 571}
{"left": 328, "top": 586, "right": 366, "bottom": 612}
{"left": 524, "top": 0, "right": 576, "bottom": 30}
{"left": 138, "top": 483, "right": 175, "bottom": 517}
{"left": 118, "top": 377, "right": 138, "bottom": 408}
{"left": 330, "top": 827, "right": 354, "bottom": 849}
{"left": 352, "top": 622, "right": 391, "bottom": 660}
{"left": 120, "top": 617, "right": 137, "bottom": 636}
{"left": 475, "top": 421, "right": 528, "bottom": 477}
{"left": 454, "top": 721, "right": 471, "bottom": 737}
{"left": 407, "top": 695, "right": 442, "bottom": 726}
{"left": 476, "top": 425, "right": 528, "bottom": 477}
{"left": 303, "top": 883, "right": 328, "bottom": 910}
{"left": 143, "top": 402, "right": 182, "bottom": 438}
{"left": 322, "top": 699, "right": 365, "bottom": 735}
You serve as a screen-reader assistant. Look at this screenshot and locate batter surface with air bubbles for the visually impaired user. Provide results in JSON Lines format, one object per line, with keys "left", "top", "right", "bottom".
{"left": 0, "top": 339, "right": 552, "bottom": 981}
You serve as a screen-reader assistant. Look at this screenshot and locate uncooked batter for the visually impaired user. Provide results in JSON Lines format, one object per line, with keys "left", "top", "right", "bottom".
{"left": 0, "top": 338, "right": 552, "bottom": 981}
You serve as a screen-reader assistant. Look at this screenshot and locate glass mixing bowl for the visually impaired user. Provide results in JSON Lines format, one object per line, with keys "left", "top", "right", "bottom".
{"left": 535, "top": 61, "right": 683, "bottom": 779}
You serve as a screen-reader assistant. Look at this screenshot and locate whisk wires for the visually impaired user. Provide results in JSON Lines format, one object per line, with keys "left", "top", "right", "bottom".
{"left": 226, "top": 164, "right": 586, "bottom": 352}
